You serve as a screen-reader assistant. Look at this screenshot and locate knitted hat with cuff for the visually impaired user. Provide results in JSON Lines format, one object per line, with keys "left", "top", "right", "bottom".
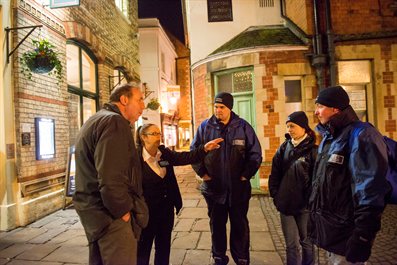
{"left": 315, "top": 85, "right": 350, "bottom": 110}
{"left": 214, "top": 92, "right": 234, "bottom": 110}
{"left": 286, "top": 111, "right": 309, "bottom": 130}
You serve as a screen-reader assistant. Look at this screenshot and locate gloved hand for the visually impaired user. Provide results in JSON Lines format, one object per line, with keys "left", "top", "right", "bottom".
{"left": 345, "top": 232, "right": 373, "bottom": 263}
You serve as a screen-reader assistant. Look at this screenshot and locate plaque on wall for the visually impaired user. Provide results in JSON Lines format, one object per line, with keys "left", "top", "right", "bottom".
{"left": 22, "top": 133, "right": 31, "bottom": 146}
{"left": 207, "top": 0, "right": 233, "bottom": 22}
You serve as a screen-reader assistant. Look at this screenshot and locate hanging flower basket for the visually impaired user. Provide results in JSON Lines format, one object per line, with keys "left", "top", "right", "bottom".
{"left": 20, "top": 39, "right": 63, "bottom": 84}
{"left": 26, "top": 54, "right": 55, "bottom": 74}
{"left": 147, "top": 98, "right": 161, "bottom": 110}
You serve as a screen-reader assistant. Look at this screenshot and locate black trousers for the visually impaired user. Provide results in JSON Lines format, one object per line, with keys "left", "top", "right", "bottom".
{"left": 137, "top": 198, "right": 175, "bottom": 265}
{"left": 205, "top": 196, "right": 250, "bottom": 264}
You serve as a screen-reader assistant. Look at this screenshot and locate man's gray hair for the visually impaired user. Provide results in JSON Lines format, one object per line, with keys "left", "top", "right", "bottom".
{"left": 109, "top": 82, "right": 141, "bottom": 102}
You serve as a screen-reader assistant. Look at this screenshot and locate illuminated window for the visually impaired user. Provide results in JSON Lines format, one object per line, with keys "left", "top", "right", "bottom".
{"left": 66, "top": 41, "right": 98, "bottom": 141}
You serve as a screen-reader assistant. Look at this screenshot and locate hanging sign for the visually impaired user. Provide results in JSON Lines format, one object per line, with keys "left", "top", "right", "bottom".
{"left": 50, "top": 0, "right": 80, "bottom": 9}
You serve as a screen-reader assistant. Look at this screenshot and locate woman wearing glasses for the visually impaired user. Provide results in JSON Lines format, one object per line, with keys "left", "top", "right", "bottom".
{"left": 136, "top": 123, "right": 223, "bottom": 265}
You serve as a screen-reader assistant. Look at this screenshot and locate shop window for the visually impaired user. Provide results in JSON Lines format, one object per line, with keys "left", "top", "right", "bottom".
{"left": 284, "top": 79, "right": 302, "bottom": 115}
{"left": 115, "top": 0, "right": 129, "bottom": 17}
{"left": 66, "top": 41, "right": 98, "bottom": 137}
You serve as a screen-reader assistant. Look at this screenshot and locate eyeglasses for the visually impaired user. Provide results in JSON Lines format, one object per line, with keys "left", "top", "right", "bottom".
{"left": 143, "top": 132, "right": 162, "bottom": 136}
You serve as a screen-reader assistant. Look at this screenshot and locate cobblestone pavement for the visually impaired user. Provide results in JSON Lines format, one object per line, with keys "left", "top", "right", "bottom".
{"left": 261, "top": 196, "right": 397, "bottom": 265}
{"left": 0, "top": 165, "right": 396, "bottom": 264}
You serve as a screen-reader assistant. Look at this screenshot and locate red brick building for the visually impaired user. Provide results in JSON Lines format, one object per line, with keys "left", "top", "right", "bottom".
{"left": 187, "top": 0, "right": 397, "bottom": 191}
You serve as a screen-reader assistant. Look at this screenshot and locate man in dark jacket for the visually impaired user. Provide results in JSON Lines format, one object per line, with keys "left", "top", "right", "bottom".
{"left": 309, "top": 85, "right": 390, "bottom": 264}
{"left": 73, "top": 82, "right": 147, "bottom": 265}
{"left": 191, "top": 92, "right": 262, "bottom": 265}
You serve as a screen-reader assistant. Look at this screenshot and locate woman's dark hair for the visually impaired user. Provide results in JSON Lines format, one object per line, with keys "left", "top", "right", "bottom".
{"left": 109, "top": 82, "right": 140, "bottom": 102}
{"left": 306, "top": 127, "right": 316, "bottom": 140}
{"left": 136, "top": 123, "right": 156, "bottom": 150}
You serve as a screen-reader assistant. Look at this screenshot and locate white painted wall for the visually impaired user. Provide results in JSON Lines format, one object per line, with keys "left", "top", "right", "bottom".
{"left": 138, "top": 18, "right": 178, "bottom": 126}
{"left": 1, "top": 1, "right": 19, "bottom": 230}
{"left": 185, "top": 0, "right": 284, "bottom": 64}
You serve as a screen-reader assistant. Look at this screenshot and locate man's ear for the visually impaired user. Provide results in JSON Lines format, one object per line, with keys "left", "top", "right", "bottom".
{"left": 120, "top": 95, "right": 128, "bottom": 106}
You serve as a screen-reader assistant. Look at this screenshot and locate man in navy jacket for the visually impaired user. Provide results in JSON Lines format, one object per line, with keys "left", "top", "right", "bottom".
{"left": 191, "top": 92, "right": 262, "bottom": 265}
{"left": 309, "top": 85, "right": 390, "bottom": 264}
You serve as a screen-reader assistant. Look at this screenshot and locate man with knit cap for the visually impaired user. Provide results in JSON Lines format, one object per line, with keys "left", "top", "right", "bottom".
{"left": 191, "top": 92, "right": 262, "bottom": 265}
{"left": 309, "top": 85, "right": 390, "bottom": 264}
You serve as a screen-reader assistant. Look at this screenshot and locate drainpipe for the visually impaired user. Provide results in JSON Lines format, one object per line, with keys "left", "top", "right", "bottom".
{"left": 325, "top": 0, "right": 337, "bottom": 86}
{"left": 311, "top": 0, "right": 327, "bottom": 90}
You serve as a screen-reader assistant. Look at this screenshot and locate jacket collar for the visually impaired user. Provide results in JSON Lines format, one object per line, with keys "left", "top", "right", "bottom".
{"left": 103, "top": 102, "right": 122, "bottom": 115}
{"left": 316, "top": 105, "right": 359, "bottom": 137}
{"left": 103, "top": 102, "right": 132, "bottom": 125}
{"left": 208, "top": 111, "right": 239, "bottom": 128}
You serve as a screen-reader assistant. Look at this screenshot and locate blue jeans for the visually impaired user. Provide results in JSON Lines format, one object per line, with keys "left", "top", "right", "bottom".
{"left": 280, "top": 212, "right": 314, "bottom": 265}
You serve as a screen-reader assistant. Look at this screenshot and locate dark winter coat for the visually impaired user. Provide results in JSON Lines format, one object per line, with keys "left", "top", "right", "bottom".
{"left": 73, "top": 103, "right": 148, "bottom": 242}
{"left": 190, "top": 112, "right": 262, "bottom": 204}
{"left": 308, "top": 106, "right": 389, "bottom": 255}
{"left": 269, "top": 134, "right": 317, "bottom": 216}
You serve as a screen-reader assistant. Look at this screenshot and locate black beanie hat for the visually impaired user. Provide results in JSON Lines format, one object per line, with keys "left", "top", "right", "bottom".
{"left": 286, "top": 111, "right": 309, "bottom": 130}
{"left": 214, "top": 92, "right": 234, "bottom": 110}
{"left": 315, "top": 85, "right": 350, "bottom": 110}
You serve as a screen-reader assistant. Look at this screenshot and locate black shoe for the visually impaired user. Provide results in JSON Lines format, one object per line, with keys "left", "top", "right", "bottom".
{"left": 212, "top": 255, "right": 229, "bottom": 265}
{"left": 237, "top": 259, "right": 248, "bottom": 265}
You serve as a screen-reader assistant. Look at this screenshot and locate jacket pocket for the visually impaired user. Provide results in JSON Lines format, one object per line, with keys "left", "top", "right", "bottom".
{"left": 200, "top": 178, "right": 221, "bottom": 196}
{"left": 314, "top": 211, "right": 353, "bottom": 251}
{"left": 131, "top": 194, "right": 149, "bottom": 229}
{"left": 75, "top": 208, "right": 113, "bottom": 242}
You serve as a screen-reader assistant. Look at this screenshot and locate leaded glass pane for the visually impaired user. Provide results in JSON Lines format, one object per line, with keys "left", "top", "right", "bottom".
{"left": 233, "top": 70, "right": 253, "bottom": 93}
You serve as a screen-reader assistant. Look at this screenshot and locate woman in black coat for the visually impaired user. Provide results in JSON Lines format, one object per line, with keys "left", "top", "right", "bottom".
{"left": 136, "top": 123, "right": 222, "bottom": 265}
{"left": 268, "top": 111, "right": 317, "bottom": 265}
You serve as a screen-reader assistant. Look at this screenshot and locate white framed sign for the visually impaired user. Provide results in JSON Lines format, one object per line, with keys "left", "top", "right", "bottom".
{"left": 50, "top": 0, "right": 80, "bottom": 9}
{"left": 35, "top": 117, "right": 55, "bottom": 160}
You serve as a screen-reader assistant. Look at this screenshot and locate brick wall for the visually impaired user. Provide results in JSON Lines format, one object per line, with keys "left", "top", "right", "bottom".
{"left": 331, "top": 0, "right": 397, "bottom": 34}
{"left": 192, "top": 64, "right": 210, "bottom": 132}
{"left": 286, "top": 0, "right": 397, "bottom": 36}
{"left": 170, "top": 34, "right": 191, "bottom": 122}
{"left": 259, "top": 50, "right": 315, "bottom": 183}
{"left": 177, "top": 57, "right": 192, "bottom": 120}
{"left": 13, "top": 0, "right": 139, "bottom": 193}
{"left": 284, "top": 0, "right": 313, "bottom": 34}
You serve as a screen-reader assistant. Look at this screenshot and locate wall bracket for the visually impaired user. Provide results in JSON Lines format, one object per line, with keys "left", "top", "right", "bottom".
{"left": 5, "top": 25, "right": 43, "bottom": 64}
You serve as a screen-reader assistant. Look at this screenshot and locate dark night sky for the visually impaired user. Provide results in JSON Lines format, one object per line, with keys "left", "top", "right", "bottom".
{"left": 138, "top": 0, "right": 185, "bottom": 43}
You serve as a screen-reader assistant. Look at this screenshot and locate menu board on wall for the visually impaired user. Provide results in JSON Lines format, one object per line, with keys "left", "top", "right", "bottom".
{"left": 207, "top": 0, "right": 233, "bottom": 22}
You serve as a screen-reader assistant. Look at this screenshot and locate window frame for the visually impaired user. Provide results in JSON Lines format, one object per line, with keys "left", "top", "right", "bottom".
{"left": 66, "top": 40, "right": 99, "bottom": 127}
{"left": 283, "top": 77, "right": 304, "bottom": 116}
{"left": 213, "top": 67, "right": 254, "bottom": 96}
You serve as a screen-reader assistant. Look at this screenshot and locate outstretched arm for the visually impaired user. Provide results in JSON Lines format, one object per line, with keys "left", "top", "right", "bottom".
{"left": 159, "top": 138, "right": 223, "bottom": 166}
